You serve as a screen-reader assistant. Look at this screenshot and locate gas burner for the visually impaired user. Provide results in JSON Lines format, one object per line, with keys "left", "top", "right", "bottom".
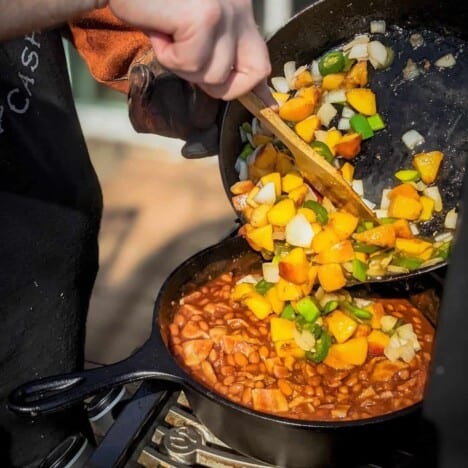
{"left": 138, "top": 392, "right": 273, "bottom": 468}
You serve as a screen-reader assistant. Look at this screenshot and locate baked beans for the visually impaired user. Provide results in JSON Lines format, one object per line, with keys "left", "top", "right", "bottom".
{"left": 168, "top": 272, "right": 434, "bottom": 421}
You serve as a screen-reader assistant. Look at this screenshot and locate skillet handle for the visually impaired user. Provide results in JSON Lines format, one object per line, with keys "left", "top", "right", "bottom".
{"left": 8, "top": 343, "right": 184, "bottom": 416}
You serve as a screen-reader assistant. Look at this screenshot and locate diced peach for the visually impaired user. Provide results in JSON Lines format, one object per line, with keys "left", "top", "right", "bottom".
{"left": 345, "top": 61, "right": 368, "bottom": 88}
{"left": 346, "top": 88, "right": 376, "bottom": 115}
{"left": 325, "top": 310, "right": 358, "bottom": 343}
{"left": 288, "top": 184, "right": 309, "bottom": 205}
{"left": 413, "top": 151, "right": 444, "bottom": 185}
{"left": 243, "top": 293, "right": 273, "bottom": 319}
{"left": 245, "top": 224, "right": 274, "bottom": 252}
{"left": 393, "top": 219, "right": 413, "bottom": 239}
{"left": 250, "top": 204, "right": 271, "bottom": 228}
{"left": 395, "top": 238, "right": 433, "bottom": 259}
{"left": 294, "top": 115, "right": 321, "bottom": 143}
{"left": 301, "top": 265, "right": 319, "bottom": 296}
{"left": 354, "top": 324, "right": 372, "bottom": 338}
{"left": 231, "top": 283, "right": 255, "bottom": 301}
{"left": 297, "top": 207, "right": 317, "bottom": 223}
{"left": 388, "top": 183, "right": 420, "bottom": 201}
{"left": 312, "top": 228, "right": 340, "bottom": 253}
{"left": 267, "top": 199, "right": 296, "bottom": 226}
{"left": 328, "top": 337, "right": 368, "bottom": 366}
{"left": 353, "top": 224, "right": 396, "bottom": 248}
{"left": 388, "top": 196, "right": 423, "bottom": 220}
{"left": 260, "top": 172, "right": 282, "bottom": 198}
{"left": 293, "top": 70, "right": 314, "bottom": 89}
{"left": 271, "top": 317, "right": 297, "bottom": 342}
{"left": 253, "top": 143, "right": 278, "bottom": 170}
{"left": 279, "top": 97, "right": 315, "bottom": 122}
{"left": 230, "top": 180, "right": 255, "bottom": 195}
{"left": 296, "top": 86, "right": 321, "bottom": 107}
{"left": 325, "top": 129, "right": 343, "bottom": 155}
{"left": 316, "top": 240, "right": 355, "bottom": 264}
{"left": 281, "top": 172, "right": 304, "bottom": 193}
{"left": 274, "top": 278, "right": 304, "bottom": 301}
{"left": 274, "top": 340, "right": 305, "bottom": 359}
{"left": 317, "top": 263, "right": 346, "bottom": 292}
{"left": 322, "top": 73, "right": 345, "bottom": 90}
{"left": 419, "top": 195, "right": 435, "bottom": 221}
{"left": 272, "top": 92, "right": 290, "bottom": 106}
{"left": 367, "top": 330, "right": 390, "bottom": 356}
{"left": 328, "top": 211, "right": 359, "bottom": 240}
{"left": 265, "top": 287, "right": 284, "bottom": 315}
{"left": 324, "top": 351, "right": 354, "bottom": 370}
{"left": 275, "top": 151, "right": 295, "bottom": 176}
{"left": 278, "top": 247, "right": 310, "bottom": 284}
{"left": 335, "top": 133, "right": 362, "bottom": 160}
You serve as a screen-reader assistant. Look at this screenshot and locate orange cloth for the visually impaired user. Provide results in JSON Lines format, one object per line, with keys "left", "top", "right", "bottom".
{"left": 68, "top": 7, "right": 153, "bottom": 94}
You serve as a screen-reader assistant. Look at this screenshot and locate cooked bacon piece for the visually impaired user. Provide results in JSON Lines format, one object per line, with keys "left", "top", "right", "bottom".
{"left": 252, "top": 388, "right": 288, "bottom": 413}
{"left": 180, "top": 321, "right": 208, "bottom": 340}
{"left": 371, "top": 360, "right": 408, "bottom": 382}
{"left": 220, "top": 335, "right": 254, "bottom": 356}
{"left": 182, "top": 339, "right": 213, "bottom": 366}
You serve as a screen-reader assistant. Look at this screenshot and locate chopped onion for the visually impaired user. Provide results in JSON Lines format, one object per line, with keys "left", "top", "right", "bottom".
{"left": 380, "top": 188, "right": 391, "bottom": 210}
{"left": 402, "top": 129, "right": 425, "bottom": 150}
{"left": 352, "top": 179, "right": 364, "bottom": 196}
{"left": 402, "top": 59, "right": 420, "bottom": 80}
{"left": 237, "top": 274, "right": 259, "bottom": 284}
{"left": 409, "top": 223, "right": 420, "bottom": 236}
{"left": 368, "top": 41, "right": 388, "bottom": 69}
{"left": 321, "top": 197, "right": 336, "bottom": 213}
{"left": 374, "top": 209, "right": 389, "bottom": 219}
{"left": 271, "top": 76, "right": 290, "bottom": 93}
{"left": 370, "top": 20, "right": 386, "bottom": 34}
{"left": 285, "top": 214, "right": 315, "bottom": 247}
{"left": 239, "top": 126, "right": 247, "bottom": 143}
{"left": 246, "top": 145, "right": 263, "bottom": 166}
{"left": 420, "top": 257, "right": 445, "bottom": 269}
{"left": 409, "top": 33, "right": 424, "bottom": 49}
{"left": 294, "top": 329, "right": 315, "bottom": 351}
{"left": 342, "top": 106, "right": 355, "bottom": 118}
{"left": 237, "top": 159, "right": 248, "bottom": 180}
{"left": 294, "top": 65, "right": 308, "bottom": 76}
{"left": 324, "top": 89, "right": 347, "bottom": 104}
{"left": 343, "top": 34, "right": 370, "bottom": 51}
{"left": 348, "top": 43, "right": 369, "bottom": 60}
{"left": 338, "top": 118, "right": 350, "bottom": 131}
{"left": 435, "top": 53, "right": 456, "bottom": 68}
{"left": 362, "top": 198, "right": 376, "bottom": 209}
{"left": 445, "top": 208, "right": 458, "bottom": 229}
{"left": 434, "top": 232, "right": 453, "bottom": 243}
{"left": 413, "top": 180, "right": 428, "bottom": 192}
{"left": 311, "top": 60, "right": 322, "bottom": 82}
{"left": 262, "top": 263, "right": 279, "bottom": 283}
{"left": 254, "top": 182, "right": 276, "bottom": 204}
{"left": 251, "top": 117, "right": 260, "bottom": 135}
{"left": 354, "top": 298, "right": 373, "bottom": 308}
{"left": 314, "top": 130, "right": 328, "bottom": 143}
{"left": 317, "top": 103, "right": 338, "bottom": 127}
{"left": 381, "top": 315, "right": 398, "bottom": 332}
{"left": 283, "top": 61, "right": 297, "bottom": 88}
{"left": 423, "top": 186, "right": 443, "bottom": 212}
{"left": 387, "top": 265, "right": 410, "bottom": 274}
{"left": 400, "top": 344, "right": 416, "bottom": 363}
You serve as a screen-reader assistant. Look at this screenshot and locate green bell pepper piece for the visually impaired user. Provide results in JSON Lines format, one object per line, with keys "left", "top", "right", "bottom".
{"left": 280, "top": 303, "right": 296, "bottom": 320}
{"left": 319, "top": 51, "right": 345, "bottom": 76}
{"left": 391, "top": 256, "right": 423, "bottom": 271}
{"left": 303, "top": 200, "right": 329, "bottom": 225}
{"left": 323, "top": 300, "right": 339, "bottom": 315}
{"left": 306, "top": 330, "right": 332, "bottom": 363}
{"left": 353, "top": 242, "right": 380, "bottom": 254}
{"left": 341, "top": 301, "right": 373, "bottom": 320}
{"left": 352, "top": 259, "right": 368, "bottom": 282}
{"left": 435, "top": 241, "right": 451, "bottom": 261}
{"left": 239, "top": 143, "right": 254, "bottom": 160}
{"left": 310, "top": 141, "right": 334, "bottom": 163}
{"left": 241, "top": 122, "right": 252, "bottom": 133}
{"left": 255, "top": 279, "right": 274, "bottom": 295}
{"left": 296, "top": 296, "right": 321, "bottom": 323}
{"left": 394, "top": 169, "right": 420, "bottom": 182}
{"left": 350, "top": 114, "right": 374, "bottom": 140}
{"left": 367, "top": 113, "right": 386, "bottom": 131}
{"left": 379, "top": 217, "right": 397, "bottom": 224}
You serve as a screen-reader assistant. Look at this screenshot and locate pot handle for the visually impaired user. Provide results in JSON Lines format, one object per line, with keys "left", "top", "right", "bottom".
{"left": 8, "top": 342, "right": 184, "bottom": 416}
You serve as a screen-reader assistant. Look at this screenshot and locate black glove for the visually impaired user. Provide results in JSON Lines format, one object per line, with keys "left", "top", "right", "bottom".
{"left": 128, "top": 59, "right": 221, "bottom": 158}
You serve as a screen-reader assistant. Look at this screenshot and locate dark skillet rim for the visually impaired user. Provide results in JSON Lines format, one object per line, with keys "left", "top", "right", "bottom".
{"left": 153, "top": 236, "right": 425, "bottom": 431}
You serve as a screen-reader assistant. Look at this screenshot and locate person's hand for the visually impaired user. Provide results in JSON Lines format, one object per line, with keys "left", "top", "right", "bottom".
{"left": 109, "top": 0, "right": 274, "bottom": 103}
{"left": 128, "top": 57, "right": 221, "bottom": 158}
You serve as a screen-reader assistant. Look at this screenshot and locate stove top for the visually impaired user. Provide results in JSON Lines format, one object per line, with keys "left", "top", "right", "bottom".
{"left": 85, "top": 381, "right": 425, "bottom": 468}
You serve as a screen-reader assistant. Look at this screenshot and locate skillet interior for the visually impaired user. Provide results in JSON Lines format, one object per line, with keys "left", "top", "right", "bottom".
{"left": 219, "top": 0, "right": 468, "bottom": 237}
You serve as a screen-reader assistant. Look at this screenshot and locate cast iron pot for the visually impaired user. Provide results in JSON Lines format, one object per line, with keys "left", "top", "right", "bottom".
{"left": 9, "top": 0, "right": 465, "bottom": 466}
{"left": 10, "top": 235, "right": 440, "bottom": 468}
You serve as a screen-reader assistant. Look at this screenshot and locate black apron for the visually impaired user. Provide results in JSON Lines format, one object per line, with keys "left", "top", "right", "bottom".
{"left": 0, "top": 30, "right": 102, "bottom": 466}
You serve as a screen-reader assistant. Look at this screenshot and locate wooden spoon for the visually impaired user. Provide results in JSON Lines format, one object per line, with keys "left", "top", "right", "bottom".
{"left": 238, "top": 92, "right": 377, "bottom": 222}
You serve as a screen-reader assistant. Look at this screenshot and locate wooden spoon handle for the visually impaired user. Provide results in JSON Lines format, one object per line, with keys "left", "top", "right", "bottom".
{"left": 238, "top": 92, "right": 377, "bottom": 222}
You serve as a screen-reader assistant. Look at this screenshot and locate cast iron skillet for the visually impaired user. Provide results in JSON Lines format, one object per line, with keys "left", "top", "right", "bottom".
{"left": 8, "top": 1, "right": 466, "bottom": 466}
{"left": 219, "top": 0, "right": 468, "bottom": 284}
{"left": 9, "top": 235, "right": 441, "bottom": 468}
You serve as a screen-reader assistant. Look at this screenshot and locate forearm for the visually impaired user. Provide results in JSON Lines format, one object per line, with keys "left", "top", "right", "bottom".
{"left": 0, "top": 0, "right": 108, "bottom": 41}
